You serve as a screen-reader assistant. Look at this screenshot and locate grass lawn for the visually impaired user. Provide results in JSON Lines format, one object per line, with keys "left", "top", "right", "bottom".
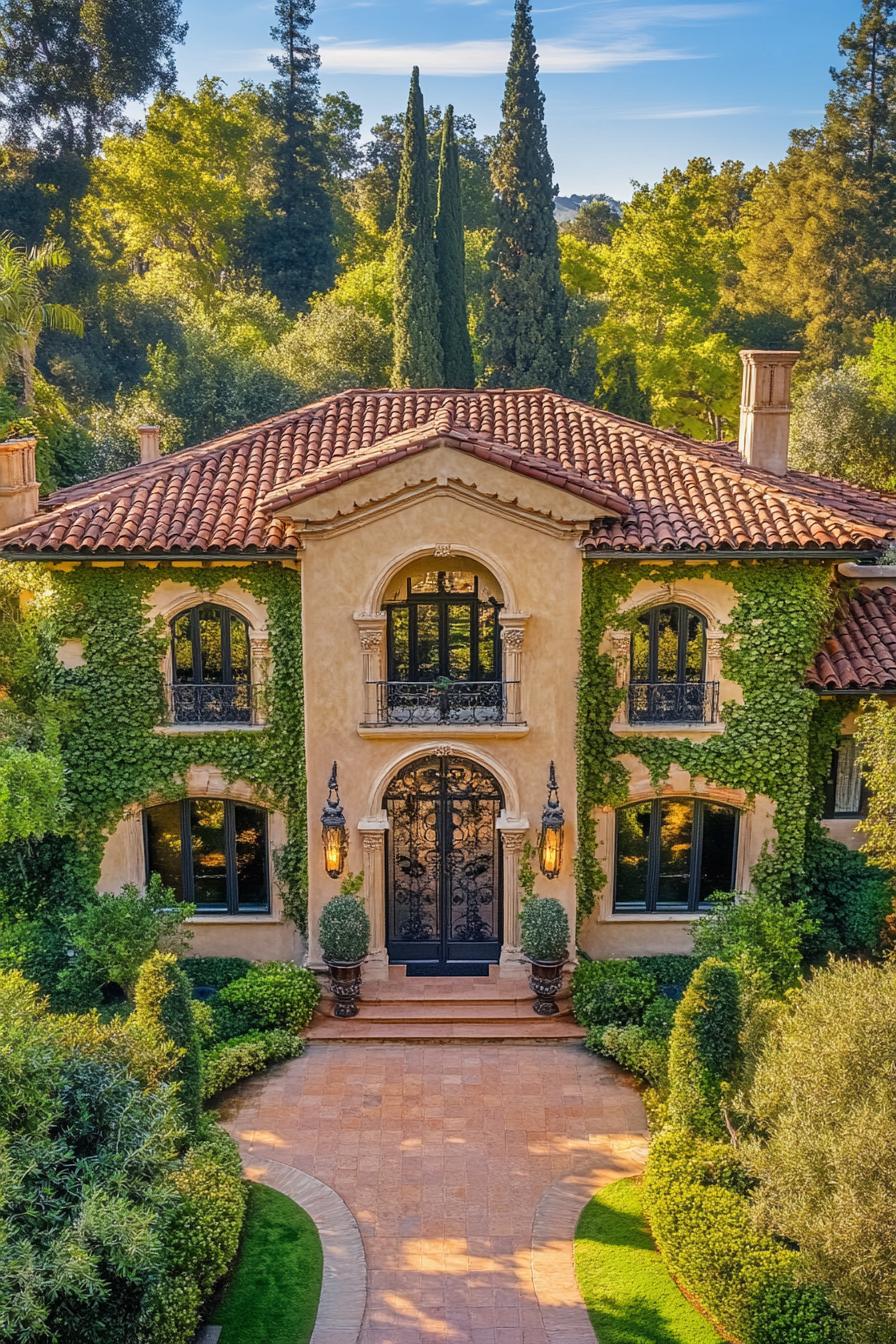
{"left": 212, "top": 1181, "right": 323, "bottom": 1344}
{"left": 574, "top": 1177, "right": 722, "bottom": 1344}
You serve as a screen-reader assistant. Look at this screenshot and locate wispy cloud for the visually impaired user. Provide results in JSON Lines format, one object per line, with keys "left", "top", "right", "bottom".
{"left": 306, "top": 37, "right": 696, "bottom": 74}
{"left": 615, "top": 104, "right": 758, "bottom": 119}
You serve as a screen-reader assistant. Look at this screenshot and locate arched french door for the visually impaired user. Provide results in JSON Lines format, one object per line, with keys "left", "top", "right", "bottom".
{"left": 384, "top": 755, "right": 503, "bottom": 968}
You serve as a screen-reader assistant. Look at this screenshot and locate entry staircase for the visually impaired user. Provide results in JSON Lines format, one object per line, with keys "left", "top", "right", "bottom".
{"left": 306, "top": 965, "right": 586, "bottom": 1043}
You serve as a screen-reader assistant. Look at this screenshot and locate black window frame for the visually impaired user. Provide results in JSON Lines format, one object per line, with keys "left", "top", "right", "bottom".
{"left": 170, "top": 603, "right": 251, "bottom": 688}
{"left": 823, "top": 739, "right": 869, "bottom": 819}
{"left": 385, "top": 572, "right": 502, "bottom": 684}
{"left": 613, "top": 796, "right": 740, "bottom": 914}
{"left": 143, "top": 798, "right": 270, "bottom": 915}
{"left": 631, "top": 603, "right": 707, "bottom": 684}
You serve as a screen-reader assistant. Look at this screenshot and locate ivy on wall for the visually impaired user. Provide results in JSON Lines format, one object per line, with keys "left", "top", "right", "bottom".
{"left": 575, "top": 558, "right": 838, "bottom": 929}
{"left": 0, "top": 561, "right": 309, "bottom": 931}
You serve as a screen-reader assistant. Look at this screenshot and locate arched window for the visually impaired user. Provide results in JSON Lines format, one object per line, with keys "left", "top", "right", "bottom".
{"left": 383, "top": 570, "right": 504, "bottom": 723}
{"left": 170, "top": 604, "right": 251, "bottom": 724}
{"left": 614, "top": 797, "right": 738, "bottom": 913}
{"left": 629, "top": 603, "right": 712, "bottom": 724}
{"left": 144, "top": 799, "right": 269, "bottom": 914}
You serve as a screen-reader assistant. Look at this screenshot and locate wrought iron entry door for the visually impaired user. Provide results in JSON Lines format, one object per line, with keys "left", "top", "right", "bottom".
{"left": 384, "top": 755, "right": 503, "bottom": 967}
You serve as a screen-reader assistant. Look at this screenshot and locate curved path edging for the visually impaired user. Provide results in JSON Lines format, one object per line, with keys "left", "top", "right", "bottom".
{"left": 530, "top": 1135, "right": 650, "bottom": 1344}
{"left": 239, "top": 1148, "right": 367, "bottom": 1344}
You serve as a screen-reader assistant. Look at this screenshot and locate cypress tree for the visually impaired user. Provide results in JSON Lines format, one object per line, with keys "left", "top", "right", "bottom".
{"left": 134, "top": 951, "right": 202, "bottom": 1139}
{"left": 259, "top": 0, "right": 335, "bottom": 314}
{"left": 482, "top": 0, "right": 571, "bottom": 391}
{"left": 391, "top": 67, "right": 443, "bottom": 387}
{"left": 435, "top": 106, "right": 475, "bottom": 388}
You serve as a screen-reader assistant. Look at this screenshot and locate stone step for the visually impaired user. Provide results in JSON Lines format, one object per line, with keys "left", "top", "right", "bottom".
{"left": 318, "top": 974, "right": 570, "bottom": 1005}
{"left": 319, "top": 998, "right": 576, "bottom": 1023}
{"left": 305, "top": 1017, "right": 587, "bottom": 1042}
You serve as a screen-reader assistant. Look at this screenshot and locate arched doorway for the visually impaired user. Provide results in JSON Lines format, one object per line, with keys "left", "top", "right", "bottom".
{"left": 384, "top": 754, "right": 503, "bottom": 969}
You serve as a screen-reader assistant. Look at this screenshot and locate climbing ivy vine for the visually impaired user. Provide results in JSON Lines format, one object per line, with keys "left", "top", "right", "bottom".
{"left": 0, "top": 560, "right": 309, "bottom": 931}
{"left": 575, "top": 558, "right": 838, "bottom": 929}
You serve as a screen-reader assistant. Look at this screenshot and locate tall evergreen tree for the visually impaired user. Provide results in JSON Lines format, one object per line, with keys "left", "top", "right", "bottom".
{"left": 827, "top": 0, "right": 896, "bottom": 173}
{"left": 482, "top": 0, "right": 571, "bottom": 391}
{"left": 391, "top": 68, "right": 443, "bottom": 388}
{"left": 435, "top": 107, "right": 474, "bottom": 388}
{"left": 258, "top": 0, "right": 335, "bottom": 314}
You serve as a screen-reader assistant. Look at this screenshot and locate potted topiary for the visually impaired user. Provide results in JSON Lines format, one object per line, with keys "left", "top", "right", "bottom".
{"left": 520, "top": 895, "right": 570, "bottom": 1016}
{"left": 318, "top": 873, "right": 370, "bottom": 1018}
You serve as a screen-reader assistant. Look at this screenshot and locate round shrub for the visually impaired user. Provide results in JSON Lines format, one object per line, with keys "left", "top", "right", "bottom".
{"left": 520, "top": 896, "right": 569, "bottom": 962}
{"left": 571, "top": 958, "right": 655, "bottom": 1029}
{"left": 214, "top": 961, "right": 320, "bottom": 1036}
{"left": 319, "top": 895, "right": 370, "bottom": 963}
{"left": 667, "top": 957, "right": 741, "bottom": 1139}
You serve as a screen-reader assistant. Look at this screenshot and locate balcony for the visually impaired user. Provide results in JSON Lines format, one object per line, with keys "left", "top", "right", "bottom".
{"left": 364, "top": 679, "right": 521, "bottom": 727}
{"left": 628, "top": 680, "right": 719, "bottom": 726}
{"left": 168, "top": 681, "right": 256, "bottom": 726}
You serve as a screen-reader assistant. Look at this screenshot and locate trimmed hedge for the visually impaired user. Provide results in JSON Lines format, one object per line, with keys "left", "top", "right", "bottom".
{"left": 202, "top": 1029, "right": 304, "bottom": 1101}
{"left": 212, "top": 961, "right": 320, "bottom": 1039}
{"left": 643, "top": 1127, "right": 842, "bottom": 1344}
{"left": 572, "top": 956, "right": 699, "bottom": 1030}
{"left": 667, "top": 958, "right": 741, "bottom": 1139}
{"left": 180, "top": 956, "right": 252, "bottom": 991}
{"left": 134, "top": 951, "right": 203, "bottom": 1137}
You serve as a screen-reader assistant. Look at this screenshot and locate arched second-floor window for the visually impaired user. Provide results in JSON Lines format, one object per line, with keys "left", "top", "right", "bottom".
{"left": 144, "top": 798, "right": 269, "bottom": 914}
{"left": 170, "top": 604, "right": 251, "bottom": 724}
{"left": 629, "top": 603, "right": 714, "bottom": 724}
{"left": 614, "top": 796, "right": 739, "bottom": 913}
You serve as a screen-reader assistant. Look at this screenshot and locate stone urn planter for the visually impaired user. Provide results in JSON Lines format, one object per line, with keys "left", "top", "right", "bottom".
{"left": 520, "top": 895, "right": 570, "bottom": 1018}
{"left": 319, "top": 881, "right": 370, "bottom": 1020}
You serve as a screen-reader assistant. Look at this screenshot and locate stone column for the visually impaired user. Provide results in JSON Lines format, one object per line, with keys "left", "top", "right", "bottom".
{"left": 358, "top": 814, "right": 388, "bottom": 967}
{"left": 354, "top": 613, "right": 387, "bottom": 725}
{"left": 496, "top": 814, "right": 530, "bottom": 965}
{"left": 250, "top": 635, "right": 272, "bottom": 725}
{"left": 499, "top": 612, "right": 529, "bottom": 724}
{"left": 609, "top": 630, "right": 631, "bottom": 727}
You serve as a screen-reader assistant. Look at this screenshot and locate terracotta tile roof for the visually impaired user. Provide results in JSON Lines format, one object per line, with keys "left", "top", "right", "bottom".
{"left": 809, "top": 585, "right": 896, "bottom": 691}
{"left": 2, "top": 388, "right": 896, "bottom": 556}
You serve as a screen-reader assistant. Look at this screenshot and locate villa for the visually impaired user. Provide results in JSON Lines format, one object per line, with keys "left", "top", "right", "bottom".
{"left": 1, "top": 348, "right": 895, "bottom": 977}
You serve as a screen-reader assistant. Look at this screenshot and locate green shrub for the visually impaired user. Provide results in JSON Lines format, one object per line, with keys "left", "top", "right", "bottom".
{"left": 692, "top": 891, "right": 808, "bottom": 995}
{"left": 667, "top": 958, "right": 741, "bottom": 1138}
{"left": 179, "top": 955, "right": 252, "bottom": 991}
{"left": 133, "top": 951, "right": 202, "bottom": 1137}
{"left": 318, "top": 893, "right": 370, "bottom": 963}
{"left": 588, "top": 1023, "right": 669, "bottom": 1089}
{"left": 644, "top": 1127, "right": 842, "bottom": 1344}
{"left": 202, "top": 1029, "right": 304, "bottom": 1101}
{"left": 746, "top": 960, "right": 896, "bottom": 1343}
{"left": 520, "top": 896, "right": 569, "bottom": 961}
{"left": 642, "top": 995, "right": 676, "bottom": 1038}
{"left": 633, "top": 954, "right": 700, "bottom": 996}
{"left": 571, "top": 958, "right": 655, "bottom": 1028}
{"left": 213, "top": 961, "right": 320, "bottom": 1038}
{"left": 802, "top": 832, "right": 892, "bottom": 956}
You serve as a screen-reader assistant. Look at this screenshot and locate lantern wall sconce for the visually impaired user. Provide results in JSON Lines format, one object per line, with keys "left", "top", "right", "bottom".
{"left": 538, "top": 760, "right": 564, "bottom": 879}
{"left": 321, "top": 762, "right": 347, "bottom": 879}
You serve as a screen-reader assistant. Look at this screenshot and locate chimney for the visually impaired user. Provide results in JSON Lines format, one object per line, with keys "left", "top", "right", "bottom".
{"left": 0, "top": 436, "right": 39, "bottom": 528}
{"left": 738, "top": 350, "right": 800, "bottom": 476}
{"left": 137, "top": 424, "right": 160, "bottom": 463}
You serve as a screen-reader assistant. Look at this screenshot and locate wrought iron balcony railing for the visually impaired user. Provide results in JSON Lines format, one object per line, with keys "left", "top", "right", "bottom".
{"left": 365, "top": 680, "right": 521, "bottom": 726}
{"left": 168, "top": 681, "right": 255, "bottom": 726}
{"left": 628, "top": 680, "right": 719, "bottom": 726}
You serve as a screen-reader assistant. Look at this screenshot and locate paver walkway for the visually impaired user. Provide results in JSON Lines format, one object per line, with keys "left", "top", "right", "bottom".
{"left": 218, "top": 1042, "right": 648, "bottom": 1344}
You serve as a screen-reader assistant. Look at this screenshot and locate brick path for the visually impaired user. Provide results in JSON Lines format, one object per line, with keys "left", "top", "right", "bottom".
{"left": 218, "top": 1042, "right": 648, "bottom": 1344}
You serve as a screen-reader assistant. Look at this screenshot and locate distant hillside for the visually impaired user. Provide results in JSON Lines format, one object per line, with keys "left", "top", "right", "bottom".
{"left": 554, "top": 193, "right": 622, "bottom": 223}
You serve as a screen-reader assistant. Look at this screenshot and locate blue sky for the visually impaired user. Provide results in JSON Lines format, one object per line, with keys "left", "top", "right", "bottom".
{"left": 173, "top": 0, "right": 858, "bottom": 198}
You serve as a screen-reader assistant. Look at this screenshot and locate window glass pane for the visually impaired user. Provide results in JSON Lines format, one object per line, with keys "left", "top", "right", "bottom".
{"left": 631, "top": 615, "right": 650, "bottom": 682}
{"left": 698, "top": 804, "right": 737, "bottom": 904}
{"left": 834, "top": 739, "right": 863, "bottom": 814}
{"left": 478, "top": 604, "right": 496, "bottom": 678}
{"left": 145, "top": 803, "right": 184, "bottom": 901}
{"left": 683, "top": 611, "right": 705, "bottom": 681}
{"left": 234, "top": 804, "right": 267, "bottom": 910}
{"left": 447, "top": 604, "right": 472, "bottom": 679}
{"left": 190, "top": 799, "right": 228, "bottom": 909}
{"left": 654, "top": 607, "right": 680, "bottom": 681}
{"left": 615, "top": 803, "right": 653, "bottom": 910}
{"left": 172, "top": 613, "right": 193, "bottom": 683}
{"left": 229, "top": 616, "right": 249, "bottom": 683}
{"left": 656, "top": 798, "right": 693, "bottom": 909}
{"left": 389, "top": 607, "right": 410, "bottom": 680}
{"left": 197, "top": 607, "right": 224, "bottom": 683}
{"left": 414, "top": 604, "right": 439, "bottom": 679}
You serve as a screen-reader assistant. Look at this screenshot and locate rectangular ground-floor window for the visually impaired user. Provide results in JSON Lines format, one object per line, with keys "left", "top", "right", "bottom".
{"left": 823, "top": 738, "right": 868, "bottom": 819}
{"left": 143, "top": 798, "right": 269, "bottom": 915}
{"left": 613, "top": 797, "right": 739, "bottom": 913}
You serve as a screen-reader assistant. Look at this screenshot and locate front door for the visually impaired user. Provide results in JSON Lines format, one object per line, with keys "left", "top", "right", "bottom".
{"left": 385, "top": 755, "right": 503, "bottom": 968}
